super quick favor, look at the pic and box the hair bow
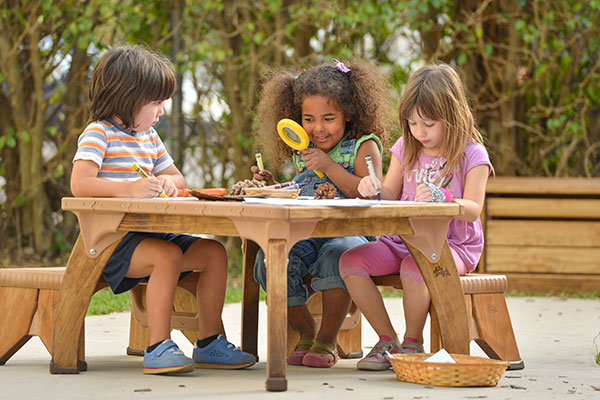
[332,59,351,73]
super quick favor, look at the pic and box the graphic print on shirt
[405,157,453,188]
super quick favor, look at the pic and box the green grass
[87,283,597,316]
[506,289,599,299]
[594,332,600,366]
[87,289,131,316]
[87,284,266,316]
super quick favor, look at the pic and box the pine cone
[229,179,265,195]
[314,182,336,199]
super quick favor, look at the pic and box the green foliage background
[0,0,598,269]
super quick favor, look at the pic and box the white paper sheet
[243,197,416,207]
[424,348,456,363]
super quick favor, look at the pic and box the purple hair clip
[332,59,351,73]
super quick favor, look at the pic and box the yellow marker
[255,153,266,184]
[132,163,167,198]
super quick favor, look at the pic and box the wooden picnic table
[58,197,468,391]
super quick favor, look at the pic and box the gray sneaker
[356,338,400,371]
[399,340,424,354]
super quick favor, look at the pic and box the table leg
[402,239,470,354]
[241,239,260,359]
[265,239,288,392]
[50,234,120,373]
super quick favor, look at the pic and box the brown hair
[255,59,396,167]
[88,45,175,131]
[398,63,487,178]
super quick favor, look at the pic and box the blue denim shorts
[103,232,197,294]
[253,236,370,307]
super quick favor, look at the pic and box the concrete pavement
[2,297,600,399]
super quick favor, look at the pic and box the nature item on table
[230,179,265,195]
[314,182,336,199]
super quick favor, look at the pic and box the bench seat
[0,267,204,370]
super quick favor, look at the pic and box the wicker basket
[387,353,508,387]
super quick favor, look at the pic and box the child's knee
[399,256,425,284]
[156,242,185,271]
[339,249,371,279]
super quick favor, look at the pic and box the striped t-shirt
[73,119,173,181]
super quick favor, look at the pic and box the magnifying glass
[276,118,324,178]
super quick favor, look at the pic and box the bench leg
[0,287,37,365]
[472,293,524,370]
[51,235,119,374]
[241,239,260,359]
[430,294,472,354]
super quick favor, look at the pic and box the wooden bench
[241,240,523,370]
[482,177,600,293]
[0,267,204,369]
[372,273,523,370]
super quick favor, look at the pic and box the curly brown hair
[255,59,396,167]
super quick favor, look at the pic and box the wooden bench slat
[486,220,600,247]
[486,177,600,196]
[486,198,600,219]
[486,245,600,274]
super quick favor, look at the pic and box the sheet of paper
[243,197,419,207]
[151,196,198,200]
[242,197,373,207]
[424,348,456,363]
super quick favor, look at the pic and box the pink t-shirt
[379,136,492,270]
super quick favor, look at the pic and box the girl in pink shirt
[339,63,493,371]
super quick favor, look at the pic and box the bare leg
[343,275,399,344]
[181,238,228,339]
[288,304,316,351]
[401,276,430,342]
[311,288,350,354]
[127,239,184,344]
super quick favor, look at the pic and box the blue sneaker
[193,334,257,369]
[143,339,194,374]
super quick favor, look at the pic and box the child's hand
[157,174,178,197]
[415,183,433,202]
[130,176,164,198]
[250,165,275,185]
[357,175,380,197]
[299,148,334,173]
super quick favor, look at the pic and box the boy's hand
[156,174,178,197]
[299,148,334,173]
[357,175,379,197]
[250,165,275,186]
[130,176,164,198]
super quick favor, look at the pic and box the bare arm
[71,160,175,198]
[453,164,489,222]
[155,164,186,197]
[358,154,404,200]
[320,139,382,198]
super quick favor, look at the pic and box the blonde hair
[398,63,486,179]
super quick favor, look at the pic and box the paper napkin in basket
[424,349,456,363]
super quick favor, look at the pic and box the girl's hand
[130,176,164,198]
[250,165,276,185]
[415,183,433,202]
[299,148,334,173]
[357,175,380,197]
[157,174,178,197]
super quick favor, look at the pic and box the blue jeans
[253,236,370,307]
